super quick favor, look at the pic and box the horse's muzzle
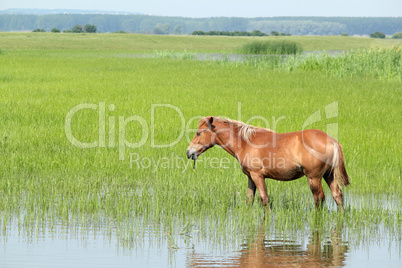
[186,146,199,160]
[186,149,198,160]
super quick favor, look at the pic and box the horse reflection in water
[187,224,348,267]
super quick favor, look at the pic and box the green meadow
[0,32,400,51]
[0,33,401,252]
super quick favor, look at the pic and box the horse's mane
[216,117,274,142]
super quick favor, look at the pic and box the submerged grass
[0,39,401,252]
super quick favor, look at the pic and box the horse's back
[241,129,338,180]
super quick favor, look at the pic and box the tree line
[192,30,291,36]
[33,24,97,33]
[0,14,401,36]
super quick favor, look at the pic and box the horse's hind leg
[246,175,257,205]
[307,176,325,208]
[324,173,344,210]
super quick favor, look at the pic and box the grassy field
[0,32,400,52]
[0,33,401,249]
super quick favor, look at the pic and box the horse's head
[186,116,216,160]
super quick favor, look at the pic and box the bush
[32,29,45,32]
[84,24,97,33]
[239,40,303,55]
[341,33,349,36]
[114,30,128,34]
[51,28,61,33]
[72,25,84,33]
[370,32,386,39]
[392,32,402,39]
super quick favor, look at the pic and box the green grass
[0,32,400,52]
[0,34,401,250]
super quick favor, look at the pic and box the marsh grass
[220,46,402,81]
[238,40,303,55]
[0,45,401,252]
[294,46,402,80]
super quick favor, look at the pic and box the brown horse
[186,116,350,212]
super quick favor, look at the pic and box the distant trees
[191,30,291,37]
[32,28,45,32]
[173,24,183,35]
[51,28,60,33]
[270,31,291,36]
[153,23,170,34]
[0,14,401,36]
[63,24,96,33]
[71,25,84,33]
[370,31,386,38]
[392,32,402,39]
[192,30,269,36]
[251,30,267,36]
[84,24,97,33]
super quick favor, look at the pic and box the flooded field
[0,36,401,267]
[1,205,401,267]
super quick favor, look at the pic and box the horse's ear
[207,116,215,130]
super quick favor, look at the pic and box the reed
[225,46,402,81]
[238,40,303,55]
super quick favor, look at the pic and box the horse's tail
[330,141,350,188]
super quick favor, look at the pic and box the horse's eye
[196,132,201,136]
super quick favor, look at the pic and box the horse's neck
[214,124,242,158]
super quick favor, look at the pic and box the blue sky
[1,0,401,17]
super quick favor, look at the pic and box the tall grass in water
[234,46,402,81]
[239,40,303,55]
[298,46,402,80]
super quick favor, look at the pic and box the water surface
[1,212,400,267]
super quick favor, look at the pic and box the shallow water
[193,50,345,62]
[112,50,346,62]
[1,213,400,268]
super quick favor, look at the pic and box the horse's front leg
[246,175,256,206]
[250,172,271,214]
